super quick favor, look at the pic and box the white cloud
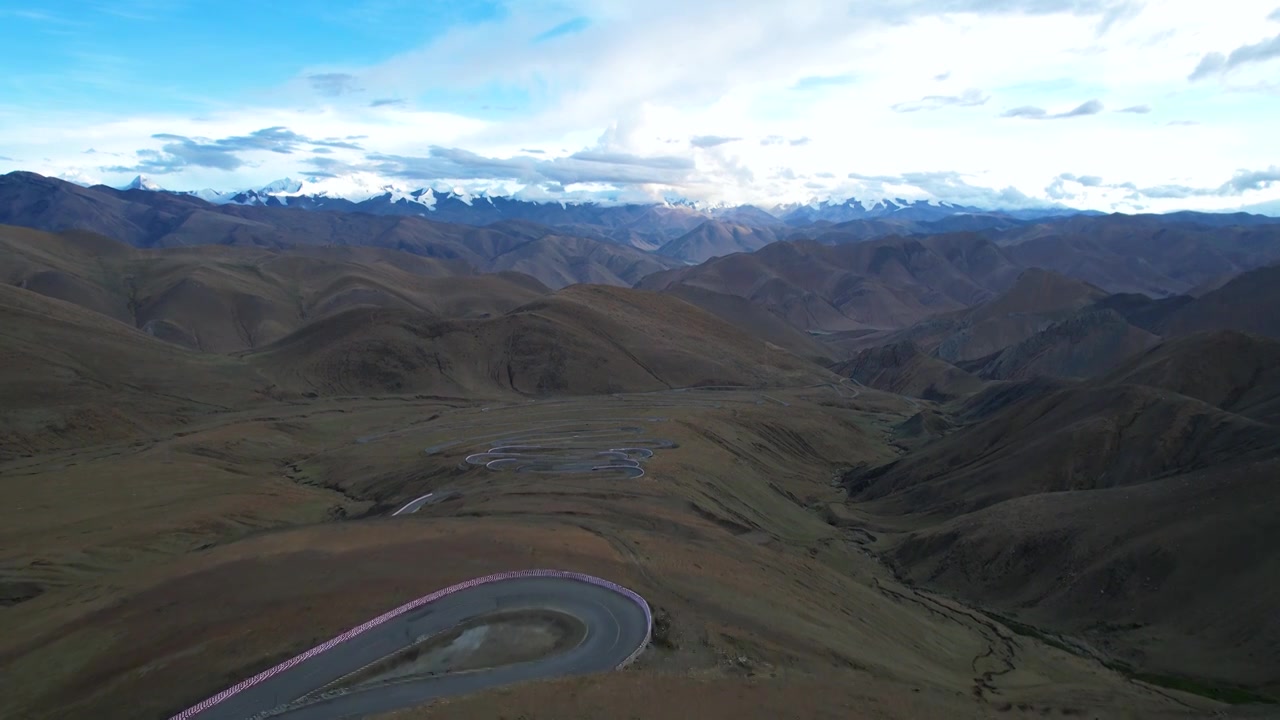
[891,89,989,113]
[1001,100,1106,119]
[689,135,742,148]
[1189,33,1280,80]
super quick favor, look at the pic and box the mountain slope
[0,224,548,353]
[639,234,1023,332]
[842,343,1280,691]
[486,233,678,287]
[850,268,1110,365]
[657,221,782,263]
[891,456,1280,691]
[847,383,1278,514]
[973,308,1160,381]
[831,341,982,400]
[1090,292,1193,334]
[660,284,833,361]
[250,285,832,396]
[1104,331,1280,424]
[0,283,263,457]
[1000,214,1280,296]
[932,269,1109,363]
[1156,264,1280,340]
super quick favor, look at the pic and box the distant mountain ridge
[5,170,1280,311]
[639,233,1026,332]
[99,171,1105,240]
[0,170,1251,265]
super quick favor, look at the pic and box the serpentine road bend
[170,573,651,720]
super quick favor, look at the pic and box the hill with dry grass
[639,234,1023,332]
[1,277,835,459]
[867,268,1110,363]
[251,285,832,396]
[842,335,1280,694]
[0,283,267,458]
[1104,331,1280,424]
[831,341,982,401]
[971,308,1161,381]
[835,270,1166,388]
[999,214,1280,296]
[658,284,833,361]
[485,232,674,287]
[1156,264,1280,340]
[0,224,550,353]
[656,220,783,263]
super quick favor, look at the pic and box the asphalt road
[186,576,649,720]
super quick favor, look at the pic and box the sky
[1,0,1279,213]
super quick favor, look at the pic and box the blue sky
[1,0,1278,213]
[0,1,507,111]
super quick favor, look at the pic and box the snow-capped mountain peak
[257,177,304,194]
[188,188,233,203]
[121,175,164,192]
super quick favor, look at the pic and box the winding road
[171,572,650,720]
[462,426,675,480]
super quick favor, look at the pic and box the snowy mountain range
[115,174,1085,229]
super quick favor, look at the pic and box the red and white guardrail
[168,569,651,720]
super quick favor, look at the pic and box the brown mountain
[932,269,1109,363]
[0,225,549,353]
[831,341,982,401]
[872,264,1280,386]
[846,382,1278,514]
[0,172,680,290]
[850,268,1110,365]
[639,234,1023,332]
[657,220,783,263]
[485,232,675,287]
[548,203,710,251]
[249,284,832,396]
[1000,214,1280,296]
[0,283,265,457]
[1,274,830,455]
[1089,292,1193,334]
[972,308,1160,381]
[1104,330,1280,424]
[842,341,1280,692]
[1156,264,1280,339]
[660,284,833,361]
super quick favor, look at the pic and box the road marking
[392,493,435,516]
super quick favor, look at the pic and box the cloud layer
[891,89,990,113]
[105,127,364,174]
[1001,100,1105,119]
[1190,32,1280,80]
[1,0,1277,214]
